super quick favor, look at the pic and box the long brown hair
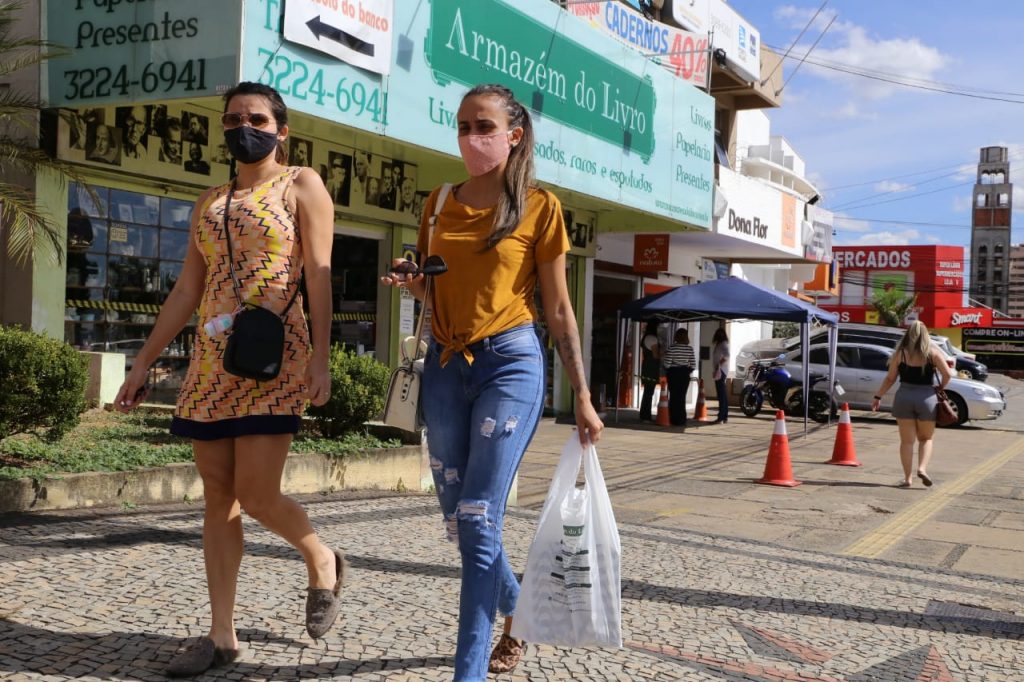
[222,81,289,164]
[890,320,932,367]
[462,84,535,249]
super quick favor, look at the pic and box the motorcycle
[740,356,792,417]
[740,355,843,423]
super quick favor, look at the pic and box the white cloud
[952,195,973,213]
[820,102,878,120]
[833,214,871,233]
[836,229,922,246]
[874,180,914,194]
[778,10,951,100]
[925,235,942,244]
[953,162,977,182]
[806,169,828,190]
[773,5,839,32]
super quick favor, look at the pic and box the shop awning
[619,276,839,325]
[616,277,838,434]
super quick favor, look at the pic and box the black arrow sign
[306,15,375,57]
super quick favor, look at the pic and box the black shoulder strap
[222,179,302,316]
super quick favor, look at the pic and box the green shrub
[0,325,89,442]
[307,345,390,438]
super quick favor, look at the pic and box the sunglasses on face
[221,112,273,128]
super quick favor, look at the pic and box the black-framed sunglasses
[221,112,272,128]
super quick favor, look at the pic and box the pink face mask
[458,131,514,177]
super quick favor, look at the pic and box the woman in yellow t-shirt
[381,83,603,679]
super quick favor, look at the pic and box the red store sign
[634,234,669,273]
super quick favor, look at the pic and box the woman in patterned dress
[115,82,341,676]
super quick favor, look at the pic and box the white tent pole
[828,323,838,427]
[614,311,622,424]
[802,320,810,437]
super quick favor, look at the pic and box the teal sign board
[241,0,388,134]
[43,0,242,107]
[253,0,714,227]
[424,0,657,159]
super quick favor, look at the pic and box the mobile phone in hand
[389,260,419,278]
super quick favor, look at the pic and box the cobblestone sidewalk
[1,494,1022,680]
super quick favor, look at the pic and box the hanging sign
[567,2,708,88]
[634,234,669,272]
[283,0,394,75]
[43,0,240,107]
[242,0,714,228]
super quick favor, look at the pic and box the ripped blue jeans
[421,323,545,681]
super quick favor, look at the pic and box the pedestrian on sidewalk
[380,83,604,681]
[114,82,343,677]
[711,328,730,423]
[871,320,953,488]
[639,321,662,421]
[663,328,695,428]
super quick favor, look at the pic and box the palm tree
[0,0,89,266]
[870,287,918,327]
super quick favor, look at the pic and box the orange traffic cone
[756,410,801,487]
[694,379,708,421]
[655,379,671,427]
[825,403,861,466]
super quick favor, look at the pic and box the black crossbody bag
[220,181,301,381]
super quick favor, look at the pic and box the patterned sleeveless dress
[170,167,310,440]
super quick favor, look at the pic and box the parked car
[931,335,988,381]
[736,323,957,375]
[782,342,1005,427]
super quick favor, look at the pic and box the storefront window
[65,183,193,403]
[330,234,379,356]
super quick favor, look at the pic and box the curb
[0,445,429,513]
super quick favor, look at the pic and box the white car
[737,323,957,375]
[784,342,1005,427]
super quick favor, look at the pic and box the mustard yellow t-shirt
[417,185,570,366]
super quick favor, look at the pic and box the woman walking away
[114,82,342,677]
[380,83,604,681]
[662,328,695,428]
[872,320,953,488]
[638,322,662,421]
[711,328,730,423]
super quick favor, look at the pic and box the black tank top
[898,352,935,385]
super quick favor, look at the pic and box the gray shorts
[892,384,938,421]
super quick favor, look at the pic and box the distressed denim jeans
[421,323,545,681]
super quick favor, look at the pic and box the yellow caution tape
[66,299,162,313]
[67,300,376,322]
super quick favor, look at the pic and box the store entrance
[330,234,381,356]
[592,274,637,410]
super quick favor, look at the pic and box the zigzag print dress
[170,167,310,440]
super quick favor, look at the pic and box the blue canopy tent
[617,277,840,434]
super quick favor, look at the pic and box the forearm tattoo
[554,328,587,395]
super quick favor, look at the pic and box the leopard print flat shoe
[305,548,348,639]
[165,636,239,677]
[488,633,526,674]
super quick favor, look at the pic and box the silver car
[784,342,1005,427]
[737,323,957,375]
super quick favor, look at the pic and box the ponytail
[461,84,536,249]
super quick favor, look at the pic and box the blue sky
[727,1,1024,250]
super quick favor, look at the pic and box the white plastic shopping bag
[511,435,622,647]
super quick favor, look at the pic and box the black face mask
[224,126,279,164]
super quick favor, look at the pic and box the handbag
[220,181,301,381]
[930,355,958,427]
[934,387,958,426]
[511,435,622,648]
[382,183,453,432]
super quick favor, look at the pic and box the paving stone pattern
[1,494,1022,680]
